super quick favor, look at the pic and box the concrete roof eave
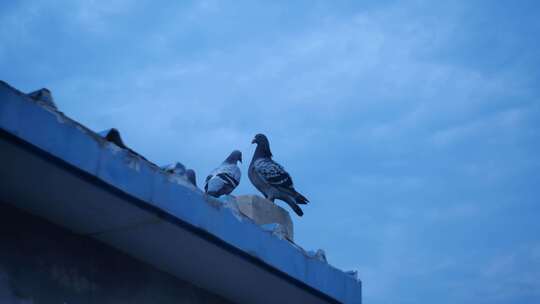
[0,81,362,304]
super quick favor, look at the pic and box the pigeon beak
[251,138,256,144]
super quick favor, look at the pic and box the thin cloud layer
[1,1,539,303]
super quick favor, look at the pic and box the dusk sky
[1,1,539,303]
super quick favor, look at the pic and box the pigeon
[162,162,198,188]
[98,128,128,149]
[204,150,242,197]
[249,134,308,216]
[186,169,197,187]
[162,162,186,175]
[28,88,57,109]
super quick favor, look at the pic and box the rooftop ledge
[0,81,362,304]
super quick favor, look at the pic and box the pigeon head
[225,150,242,164]
[252,133,272,158]
[251,133,269,145]
[163,162,186,175]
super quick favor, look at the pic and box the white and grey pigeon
[204,150,242,197]
[249,134,309,217]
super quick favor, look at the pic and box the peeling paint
[219,195,246,222]
[126,155,141,172]
[106,141,123,155]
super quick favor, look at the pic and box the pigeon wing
[254,159,309,205]
[216,172,239,188]
[205,164,240,196]
[254,159,293,189]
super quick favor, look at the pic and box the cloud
[429,105,533,147]
[477,244,540,302]
[1,1,540,303]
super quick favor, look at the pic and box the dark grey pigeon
[186,169,197,187]
[249,134,309,217]
[204,150,242,197]
[98,128,128,149]
[28,88,57,109]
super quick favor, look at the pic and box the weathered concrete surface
[0,80,362,304]
[235,195,294,241]
[0,203,232,304]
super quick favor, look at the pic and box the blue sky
[1,1,539,303]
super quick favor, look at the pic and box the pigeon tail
[282,196,304,217]
[278,187,309,205]
[207,190,220,197]
[294,191,309,205]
